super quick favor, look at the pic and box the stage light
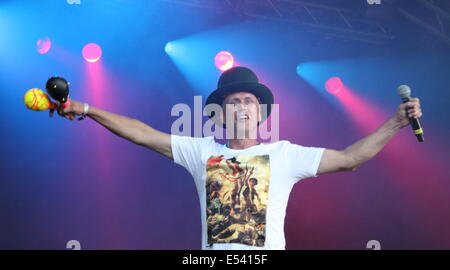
[82,43,102,63]
[215,51,234,71]
[296,64,303,76]
[325,77,343,94]
[164,42,173,54]
[36,37,51,54]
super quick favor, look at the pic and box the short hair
[249,178,258,185]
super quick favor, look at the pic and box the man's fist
[395,97,422,128]
[50,99,84,120]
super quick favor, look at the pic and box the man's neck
[227,139,260,150]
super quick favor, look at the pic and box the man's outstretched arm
[317,97,422,175]
[52,99,173,160]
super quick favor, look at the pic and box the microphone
[397,85,424,142]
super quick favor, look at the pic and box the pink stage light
[325,77,343,95]
[82,43,102,63]
[36,37,52,54]
[335,86,386,133]
[335,85,450,243]
[215,51,234,71]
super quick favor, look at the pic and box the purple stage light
[36,37,52,54]
[325,76,343,95]
[215,51,234,71]
[82,43,102,63]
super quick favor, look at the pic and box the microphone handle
[401,97,424,142]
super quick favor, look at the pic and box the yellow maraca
[24,88,57,111]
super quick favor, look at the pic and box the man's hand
[317,97,424,175]
[49,99,84,120]
[394,97,422,128]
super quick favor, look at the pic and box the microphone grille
[397,85,411,98]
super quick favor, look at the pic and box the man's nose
[236,104,248,112]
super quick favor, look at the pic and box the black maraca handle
[46,76,70,103]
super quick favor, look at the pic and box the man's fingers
[402,102,420,112]
[401,103,412,111]
[409,98,420,107]
[402,104,423,118]
[404,97,420,105]
[402,102,412,108]
[407,104,420,112]
[49,102,76,120]
[398,97,423,119]
[407,107,421,113]
[407,108,423,118]
[62,106,72,114]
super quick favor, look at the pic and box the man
[53,66,422,250]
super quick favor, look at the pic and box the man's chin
[227,125,258,139]
[234,124,257,130]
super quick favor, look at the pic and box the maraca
[25,76,80,120]
[24,88,57,111]
[46,76,71,108]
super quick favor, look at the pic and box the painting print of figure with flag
[206,155,270,247]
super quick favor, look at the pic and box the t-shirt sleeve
[287,142,325,182]
[171,134,211,178]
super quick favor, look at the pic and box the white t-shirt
[171,135,325,250]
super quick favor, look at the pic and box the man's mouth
[237,115,249,120]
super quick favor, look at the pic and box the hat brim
[205,82,274,128]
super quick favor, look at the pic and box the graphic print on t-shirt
[206,155,270,247]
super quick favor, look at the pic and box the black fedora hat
[205,66,274,127]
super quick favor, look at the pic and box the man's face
[222,91,262,137]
